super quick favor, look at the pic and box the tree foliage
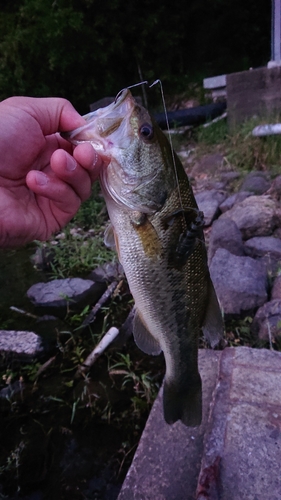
[0,0,271,112]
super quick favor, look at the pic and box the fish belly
[108,202,204,426]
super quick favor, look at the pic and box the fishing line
[115,80,185,218]
[115,81,149,102]
[148,80,185,216]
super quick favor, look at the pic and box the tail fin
[163,377,202,427]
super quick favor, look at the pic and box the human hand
[0,96,103,248]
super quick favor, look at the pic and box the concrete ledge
[118,347,281,500]
[118,349,221,500]
[198,347,281,500]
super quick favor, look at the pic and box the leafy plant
[109,353,159,410]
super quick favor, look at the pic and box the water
[0,245,162,499]
[0,245,46,331]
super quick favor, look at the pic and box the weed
[38,229,114,279]
[0,441,25,480]
[225,316,253,347]
[72,183,106,229]
[194,114,281,175]
[34,184,115,278]
[197,118,228,145]
[109,353,159,411]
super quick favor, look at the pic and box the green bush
[0,0,271,112]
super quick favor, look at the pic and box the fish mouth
[61,89,136,156]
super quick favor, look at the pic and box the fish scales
[63,88,223,427]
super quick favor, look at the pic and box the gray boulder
[251,300,281,341]
[208,217,244,263]
[209,248,268,315]
[220,195,280,239]
[244,236,281,259]
[0,330,43,358]
[195,189,226,226]
[271,274,281,300]
[265,175,281,201]
[87,261,124,283]
[239,171,271,194]
[27,278,105,312]
[219,191,252,213]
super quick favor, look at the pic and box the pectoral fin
[133,310,162,355]
[104,223,116,250]
[202,279,224,348]
[104,223,122,263]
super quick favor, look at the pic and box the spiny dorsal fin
[202,279,224,348]
[133,310,162,355]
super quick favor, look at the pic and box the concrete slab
[227,66,281,130]
[118,350,222,500]
[197,347,281,500]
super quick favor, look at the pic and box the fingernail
[35,171,48,185]
[66,156,77,171]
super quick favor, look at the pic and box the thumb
[4,96,86,136]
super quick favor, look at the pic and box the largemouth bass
[63,89,223,427]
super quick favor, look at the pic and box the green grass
[35,183,115,278]
[39,229,114,279]
[194,115,281,175]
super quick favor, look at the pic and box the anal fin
[202,279,224,348]
[133,310,162,356]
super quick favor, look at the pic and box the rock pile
[1,156,281,356]
[190,155,281,344]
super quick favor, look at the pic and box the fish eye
[139,123,154,141]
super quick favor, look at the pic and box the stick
[10,306,38,319]
[77,326,119,375]
[79,280,119,329]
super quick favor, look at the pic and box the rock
[195,189,226,226]
[209,248,268,315]
[271,274,281,299]
[219,191,252,213]
[273,226,281,238]
[118,350,222,500]
[30,246,55,271]
[0,330,43,358]
[239,171,271,194]
[260,254,281,282]
[0,380,25,399]
[190,153,224,177]
[27,278,106,313]
[244,236,281,259]
[219,171,241,183]
[266,175,281,200]
[208,217,244,263]
[87,261,124,283]
[219,195,280,239]
[251,300,281,341]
